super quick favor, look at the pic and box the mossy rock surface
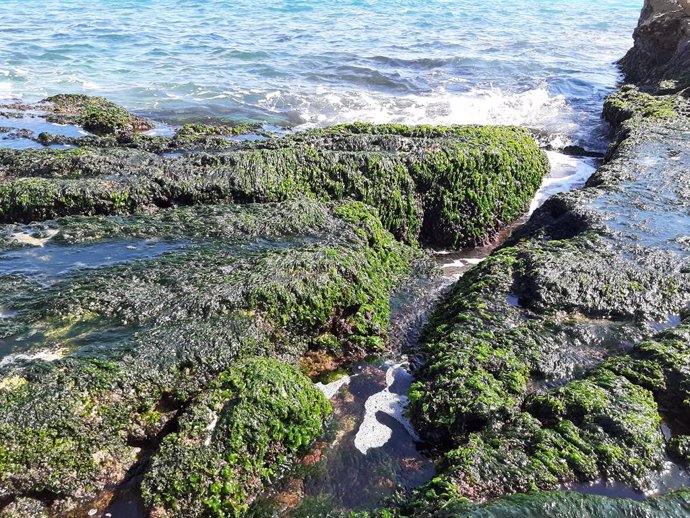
[42,94,154,135]
[0,115,548,249]
[602,84,681,127]
[353,488,690,518]
[142,357,331,518]
[404,87,690,506]
[0,199,417,515]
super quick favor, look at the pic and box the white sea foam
[441,257,486,270]
[0,348,68,367]
[529,152,598,214]
[354,363,418,455]
[261,86,577,148]
[0,81,13,100]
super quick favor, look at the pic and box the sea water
[0,0,641,150]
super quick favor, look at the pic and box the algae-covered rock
[411,340,667,501]
[42,94,154,135]
[603,84,681,127]
[175,122,263,140]
[400,488,690,518]
[0,199,417,514]
[669,436,690,464]
[406,84,690,502]
[0,120,548,248]
[142,357,331,517]
[0,498,49,518]
[348,489,690,518]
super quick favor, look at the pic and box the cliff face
[620,0,690,91]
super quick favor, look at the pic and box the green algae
[42,94,154,135]
[175,122,262,140]
[400,80,690,513]
[603,85,680,128]
[0,198,338,250]
[0,122,548,249]
[142,357,331,518]
[352,489,690,518]
[0,200,417,514]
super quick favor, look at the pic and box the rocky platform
[0,96,548,517]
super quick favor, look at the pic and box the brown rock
[620,0,690,91]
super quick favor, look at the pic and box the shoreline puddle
[0,239,188,282]
[354,362,418,455]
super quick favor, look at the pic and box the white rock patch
[315,375,351,399]
[354,364,419,455]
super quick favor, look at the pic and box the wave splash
[259,85,585,148]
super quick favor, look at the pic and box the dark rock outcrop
[620,0,690,92]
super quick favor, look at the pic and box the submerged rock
[355,489,690,518]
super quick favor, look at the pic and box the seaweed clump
[43,94,154,135]
[142,357,331,518]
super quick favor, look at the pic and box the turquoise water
[1,0,641,149]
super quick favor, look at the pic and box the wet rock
[406,62,690,507]
[620,0,690,92]
[36,122,263,154]
[560,145,605,158]
[141,357,330,518]
[669,436,690,463]
[398,489,690,518]
[0,498,49,518]
[602,85,682,128]
[42,94,154,135]
[0,119,548,249]
[0,200,417,515]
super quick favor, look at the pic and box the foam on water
[9,228,59,247]
[271,86,578,147]
[0,348,68,367]
[529,152,599,214]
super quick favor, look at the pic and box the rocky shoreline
[1,1,689,517]
[0,94,547,516]
[356,1,690,516]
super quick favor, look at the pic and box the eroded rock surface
[620,0,690,92]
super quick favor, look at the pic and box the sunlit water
[0,0,641,150]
